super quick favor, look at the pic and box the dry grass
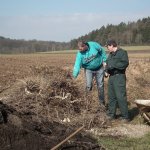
[0,52,150,149]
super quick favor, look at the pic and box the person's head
[105,40,117,52]
[78,41,89,52]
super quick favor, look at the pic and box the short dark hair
[105,40,117,47]
[78,41,89,47]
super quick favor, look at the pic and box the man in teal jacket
[105,40,129,122]
[73,41,107,105]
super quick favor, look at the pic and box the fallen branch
[51,125,84,150]
[70,99,83,103]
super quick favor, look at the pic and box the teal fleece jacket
[73,41,107,78]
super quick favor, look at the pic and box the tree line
[0,17,149,54]
[70,17,150,49]
[0,38,71,54]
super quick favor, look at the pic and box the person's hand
[103,62,107,68]
[104,72,108,78]
[72,75,77,79]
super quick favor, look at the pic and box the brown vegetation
[0,54,150,149]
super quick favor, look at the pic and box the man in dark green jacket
[105,40,129,122]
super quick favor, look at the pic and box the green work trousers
[108,74,129,119]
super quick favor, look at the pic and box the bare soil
[0,53,150,149]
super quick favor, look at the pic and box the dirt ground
[0,53,150,149]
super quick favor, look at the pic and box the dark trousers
[108,74,129,119]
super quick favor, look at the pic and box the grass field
[38,46,150,59]
[120,45,150,51]
[38,45,150,54]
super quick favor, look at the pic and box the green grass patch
[98,132,150,150]
[39,46,150,54]
[104,45,150,51]
[120,46,150,51]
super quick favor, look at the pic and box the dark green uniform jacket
[106,48,129,119]
[106,48,129,74]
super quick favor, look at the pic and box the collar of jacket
[110,48,120,56]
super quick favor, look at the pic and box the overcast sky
[0,0,149,42]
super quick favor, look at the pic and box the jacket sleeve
[93,42,107,63]
[73,52,82,78]
[101,47,107,62]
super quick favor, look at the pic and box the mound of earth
[0,66,107,150]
